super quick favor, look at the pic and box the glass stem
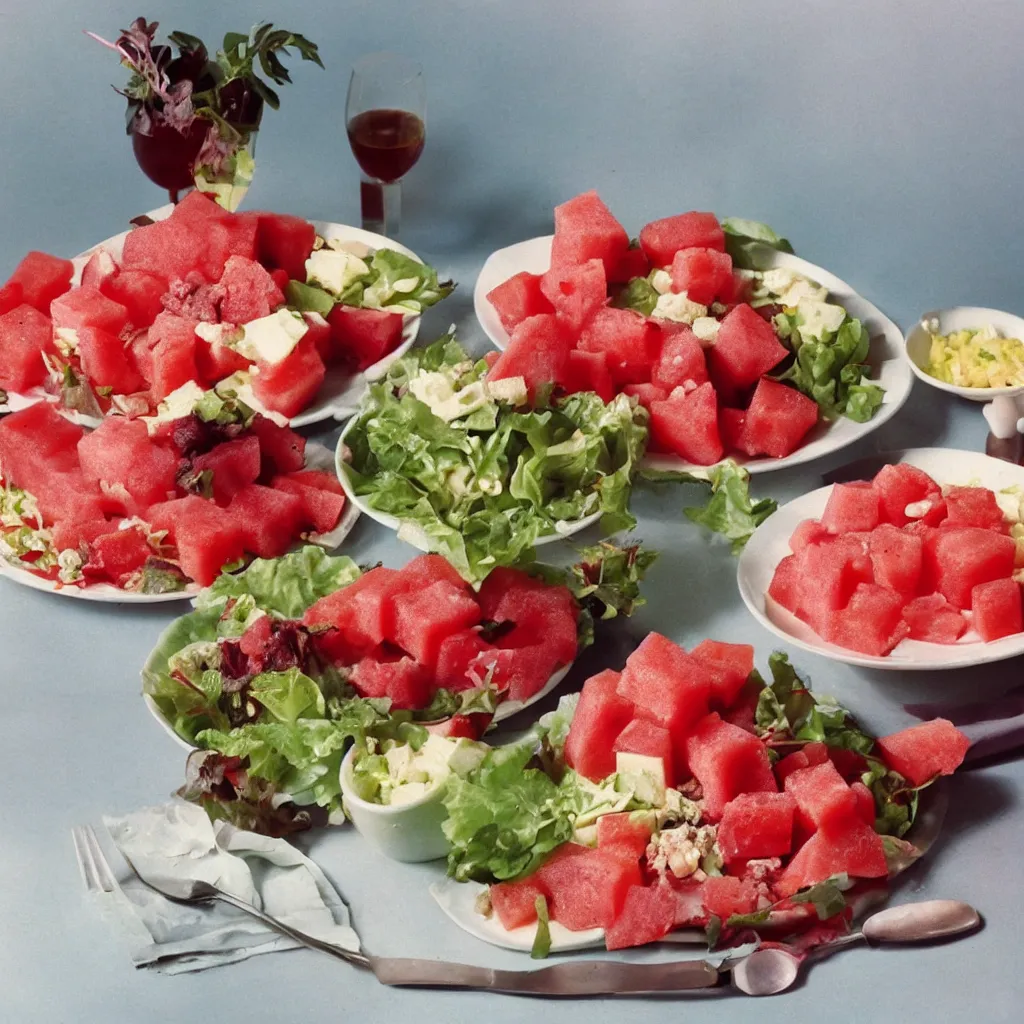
[360,176,401,237]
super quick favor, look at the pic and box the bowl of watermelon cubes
[474,191,911,474]
[432,635,966,955]
[0,399,351,600]
[739,448,1024,668]
[0,191,452,429]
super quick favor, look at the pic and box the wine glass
[345,53,426,238]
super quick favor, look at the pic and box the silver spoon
[731,899,981,996]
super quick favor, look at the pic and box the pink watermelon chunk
[122,218,208,282]
[578,307,659,386]
[623,382,668,411]
[596,812,655,863]
[876,718,971,785]
[51,517,113,553]
[651,325,709,392]
[774,742,829,784]
[564,349,615,402]
[670,248,733,305]
[0,281,22,315]
[83,527,151,584]
[487,272,554,333]
[639,212,725,267]
[487,313,574,397]
[717,791,796,864]
[790,519,829,553]
[31,470,109,526]
[564,670,634,782]
[397,553,469,591]
[927,526,1016,609]
[470,643,560,702]
[613,719,676,789]
[326,305,405,371]
[270,474,345,534]
[718,407,755,457]
[825,582,908,656]
[902,594,967,644]
[350,649,432,709]
[708,305,788,396]
[434,629,494,691]
[77,417,178,512]
[701,875,759,920]
[549,191,630,277]
[0,304,55,392]
[690,639,754,708]
[649,382,723,466]
[743,377,819,458]
[536,844,639,931]
[489,878,548,931]
[5,251,73,313]
[476,566,544,619]
[250,414,306,475]
[609,247,651,284]
[768,554,803,617]
[0,403,84,490]
[784,761,858,832]
[252,335,326,418]
[300,312,333,364]
[872,464,943,527]
[148,312,200,400]
[77,326,146,395]
[943,485,1006,531]
[253,212,317,281]
[868,523,924,596]
[604,884,676,950]
[971,577,1023,641]
[539,258,607,332]
[851,781,876,826]
[776,817,887,897]
[390,580,482,667]
[821,483,882,534]
[100,269,167,329]
[50,286,128,336]
[218,256,285,324]
[227,483,305,558]
[303,567,402,656]
[192,436,262,504]
[488,583,578,665]
[148,495,246,585]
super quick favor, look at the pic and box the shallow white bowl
[474,235,913,476]
[737,447,1024,670]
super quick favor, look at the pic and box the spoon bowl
[731,947,802,997]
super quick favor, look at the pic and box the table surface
[1,1,1022,1021]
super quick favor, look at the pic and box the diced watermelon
[564,349,614,402]
[77,326,146,395]
[398,553,470,591]
[192,436,262,504]
[902,594,967,644]
[707,304,787,395]
[475,566,545,619]
[238,615,273,658]
[670,248,733,305]
[701,875,759,920]
[578,307,659,385]
[540,258,607,332]
[487,272,554,333]
[195,332,250,383]
[613,719,676,789]
[564,669,634,782]
[776,817,887,897]
[821,483,882,534]
[685,713,778,821]
[170,189,232,229]
[743,377,819,458]
[350,648,432,709]
[77,417,178,512]
[326,305,405,371]
[50,517,112,552]
[0,403,84,491]
[5,251,73,313]
[794,535,873,627]
[281,468,344,494]
[718,407,755,456]
[876,718,970,786]
[851,781,876,826]
[302,567,402,654]
[50,286,128,336]
[651,325,708,392]
[868,523,923,596]
[471,641,559,701]
[549,191,630,277]
[148,495,246,585]
[596,812,655,863]
[609,246,651,284]
[872,464,943,527]
[300,312,333,364]
[943,485,1005,531]
[79,248,117,289]
[489,878,548,931]
[100,269,167,329]
[623,383,668,410]
[639,212,725,267]
[31,470,108,525]
[768,554,802,615]
[218,256,285,324]
[971,577,1023,641]
[604,884,677,950]
[790,519,829,553]
[121,218,209,282]
[434,629,494,691]
[825,582,908,656]
[536,844,639,931]
[649,382,723,466]
[717,791,796,864]
[390,580,482,667]
[227,483,305,558]
[487,313,574,397]
[250,414,306,475]
[927,526,1016,609]
[0,281,22,315]
[271,475,345,533]
[252,335,326,418]
[254,212,317,281]
[0,304,55,392]
[148,312,200,400]
[83,527,151,584]
[784,761,858,831]
[690,640,754,708]
[487,584,578,665]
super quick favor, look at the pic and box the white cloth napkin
[82,800,360,974]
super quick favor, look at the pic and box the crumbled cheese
[691,317,721,344]
[236,310,309,366]
[305,247,370,295]
[652,292,708,324]
[650,269,674,295]
[646,824,718,881]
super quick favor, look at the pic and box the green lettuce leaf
[612,276,658,316]
[531,896,552,959]
[671,461,777,552]
[361,249,455,313]
[285,280,335,316]
[249,668,326,723]
[721,217,794,269]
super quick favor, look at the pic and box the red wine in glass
[347,108,425,183]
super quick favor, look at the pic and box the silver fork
[72,824,118,895]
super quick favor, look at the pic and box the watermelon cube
[825,582,908,656]
[0,281,22,315]
[701,875,759,920]
[149,495,246,585]
[0,403,83,490]
[252,335,326,418]
[350,649,432,709]
[195,334,252,385]
[623,382,668,411]
[254,211,317,281]
[971,577,1023,641]
[192,436,262,504]
[227,483,305,558]
[651,325,709,392]
[281,468,343,495]
[549,190,630,277]
[613,719,676,789]
[821,483,882,534]
[170,189,231,228]
[271,474,345,534]
[326,305,405,371]
[609,246,651,284]
[564,669,634,781]
[51,286,128,336]
[148,312,200,400]
[5,251,73,313]
[77,417,178,512]
[487,313,574,397]
[486,272,554,333]
[300,312,333,364]
[0,304,55,392]
[718,407,755,456]
[31,470,108,526]
[639,212,725,267]
[649,382,723,466]
[303,567,402,654]
[50,517,112,553]
[768,554,802,616]
[670,248,733,305]
[742,377,819,458]
[604,884,677,950]
[872,464,943,527]
[100,269,167,329]
[434,629,494,691]
[784,761,858,832]
[122,218,208,282]
[540,258,607,332]
[851,781,876,826]
[219,256,285,325]
[868,523,923,596]
[685,713,778,821]
[776,817,888,898]
[793,536,872,625]
[944,485,1006,531]
[578,307,659,385]
[250,414,306,475]
[398,553,470,591]
[690,639,754,708]
[596,811,655,863]
[83,527,151,584]
[790,519,829,553]
[902,594,967,644]
[489,583,579,664]
[489,878,548,931]
[238,615,273,659]
[390,580,482,667]
[564,349,615,402]
[717,792,796,864]
[536,844,639,931]
[476,566,544,619]
[77,326,146,395]
[708,305,787,396]
[876,718,970,786]
[472,643,560,701]
[928,526,1016,609]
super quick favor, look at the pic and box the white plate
[334,415,604,547]
[737,447,1024,670]
[473,235,913,475]
[0,441,359,603]
[0,204,421,428]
